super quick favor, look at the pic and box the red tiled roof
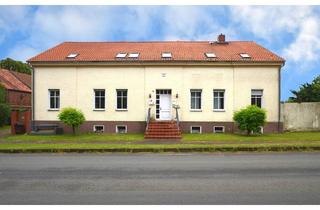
[0,69,31,93]
[27,41,285,64]
[10,71,31,88]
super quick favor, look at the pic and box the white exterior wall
[33,65,280,122]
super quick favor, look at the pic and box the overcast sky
[0,5,319,100]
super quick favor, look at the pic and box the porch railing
[174,106,180,128]
[146,107,151,131]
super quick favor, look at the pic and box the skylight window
[66,53,79,59]
[116,53,127,58]
[205,52,217,58]
[162,52,172,58]
[240,53,251,58]
[128,53,139,58]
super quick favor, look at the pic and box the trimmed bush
[233,105,267,135]
[58,107,85,135]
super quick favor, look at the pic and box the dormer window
[66,53,79,59]
[128,53,139,58]
[240,53,251,58]
[116,53,127,58]
[161,52,172,58]
[205,52,217,58]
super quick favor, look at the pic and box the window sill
[190,109,202,112]
[48,109,59,111]
[116,109,128,111]
[213,109,225,112]
[93,109,106,111]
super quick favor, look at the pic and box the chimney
[217,34,225,43]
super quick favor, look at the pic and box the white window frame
[240,53,251,58]
[128,53,139,58]
[251,89,263,108]
[116,125,127,134]
[66,53,79,58]
[190,89,202,111]
[205,52,217,58]
[93,89,106,111]
[48,89,60,110]
[213,126,225,133]
[161,52,172,58]
[116,89,128,111]
[213,89,225,111]
[116,53,127,58]
[93,125,104,133]
[190,126,202,134]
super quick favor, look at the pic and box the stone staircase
[144,121,182,140]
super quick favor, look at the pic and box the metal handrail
[175,107,180,128]
[146,107,151,131]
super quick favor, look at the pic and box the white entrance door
[159,94,171,120]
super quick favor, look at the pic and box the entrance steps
[144,121,182,140]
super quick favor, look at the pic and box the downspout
[31,66,35,131]
[278,64,283,133]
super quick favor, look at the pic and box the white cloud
[283,17,320,63]
[229,6,313,41]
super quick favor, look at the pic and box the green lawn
[1,132,320,152]
[0,125,10,131]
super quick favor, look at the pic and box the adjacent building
[28,34,285,134]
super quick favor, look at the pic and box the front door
[159,94,171,120]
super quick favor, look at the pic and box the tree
[0,85,10,126]
[288,75,320,102]
[233,105,267,135]
[58,107,85,135]
[0,58,32,75]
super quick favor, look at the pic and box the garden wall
[281,102,320,131]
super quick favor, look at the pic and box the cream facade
[33,64,281,133]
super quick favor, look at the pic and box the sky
[0,5,319,101]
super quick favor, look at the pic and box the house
[27,34,285,137]
[0,68,31,110]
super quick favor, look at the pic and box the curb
[1,146,320,153]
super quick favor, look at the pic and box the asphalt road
[0,153,320,204]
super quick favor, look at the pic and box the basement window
[161,52,172,58]
[116,125,127,134]
[128,53,139,58]
[93,125,104,133]
[66,53,79,59]
[205,52,217,58]
[116,53,127,58]
[213,126,225,133]
[190,126,202,134]
[240,53,251,58]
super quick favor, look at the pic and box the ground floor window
[190,126,202,134]
[213,90,225,110]
[116,125,127,133]
[116,89,128,110]
[93,125,104,133]
[190,89,202,110]
[251,89,263,108]
[48,89,60,109]
[213,126,225,133]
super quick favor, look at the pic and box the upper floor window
[116,89,128,110]
[190,89,202,110]
[49,89,60,109]
[251,89,263,108]
[213,89,225,110]
[94,89,105,110]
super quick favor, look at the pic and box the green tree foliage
[0,58,32,75]
[288,75,320,102]
[0,103,10,126]
[233,105,267,135]
[58,107,85,135]
[0,84,6,103]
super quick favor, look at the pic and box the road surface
[0,153,320,204]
